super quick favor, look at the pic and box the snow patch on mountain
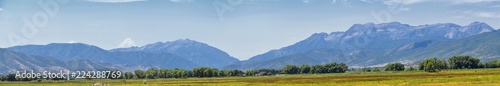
[117,38,137,48]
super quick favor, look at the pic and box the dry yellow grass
[1,68,500,86]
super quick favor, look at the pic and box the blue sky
[1,0,499,60]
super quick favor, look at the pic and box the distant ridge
[225,22,497,70]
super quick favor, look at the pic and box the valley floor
[1,68,500,86]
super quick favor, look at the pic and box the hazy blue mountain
[245,32,341,62]
[228,22,496,69]
[246,22,494,63]
[6,43,199,70]
[0,48,120,74]
[111,39,239,68]
[225,49,383,70]
[110,51,198,69]
[0,48,64,74]
[390,30,500,63]
[7,43,113,63]
[63,59,123,71]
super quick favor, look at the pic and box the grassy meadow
[1,68,500,86]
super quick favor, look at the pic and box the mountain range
[224,22,498,69]
[3,39,238,74]
[1,22,499,74]
[0,48,121,74]
[110,39,239,68]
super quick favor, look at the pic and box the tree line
[339,55,500,73]
[377,55,500,73]
[123,62,348,79]
[418,55,494,72]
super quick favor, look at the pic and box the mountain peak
[468,21,487,26]
[468,22,494,28]
[47,43,96,47]
[380,22,402,25]
[362,22,406,26]
[418,23,459,28]
[166,38,202,44]
[175,38,196,42]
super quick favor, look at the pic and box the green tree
[486,60,500,68]
[448,55,480,69]
[299,64,311,74]
[192,67,222,77]
[420,58,447,72]
[6,74,16,81]
[384,63,405,71]
[308,62,348,74]
[310,65,325,74]
[124,72,134,79]
[146,68,157,79]
[361,68,372,72]
[245,70,259,76]
[158,68,170,78]
[179,70,188,78]
[226,69,243,76]
[134,70,145,79]
[192,67,205,77]
[281,64,299,74]
[324,63,348,73]
[0,75,4,81]
[372,68,381,72]
[171,68,182,78]
[406,66,415,71]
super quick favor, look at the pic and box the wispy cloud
[331,0,352,7]
[450,0,499,4]
[86,0,146,3]
[303,0,310,3]
[170,0,193,3]
[0,8,3,11]
[463,11,500,18]
[383,0,429,5]
[381,0,498,5]
[68,40,78,43]
[473,12,500,18]
[360,0,376,3]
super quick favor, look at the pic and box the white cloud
[303,0,310,3]
[382,0,498,5]
[68,40,78,43]
[170,0,193,3]
[450,0,499,4]
[360,0,376,3]
[117,38,137,48]
[474,12,500,18]
[383,0,428,5]
[463,11,500,18]
[0,8,3,11]
[87,0,146,3]
[331,0,351,7]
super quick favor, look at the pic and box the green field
[2,68,500,86]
